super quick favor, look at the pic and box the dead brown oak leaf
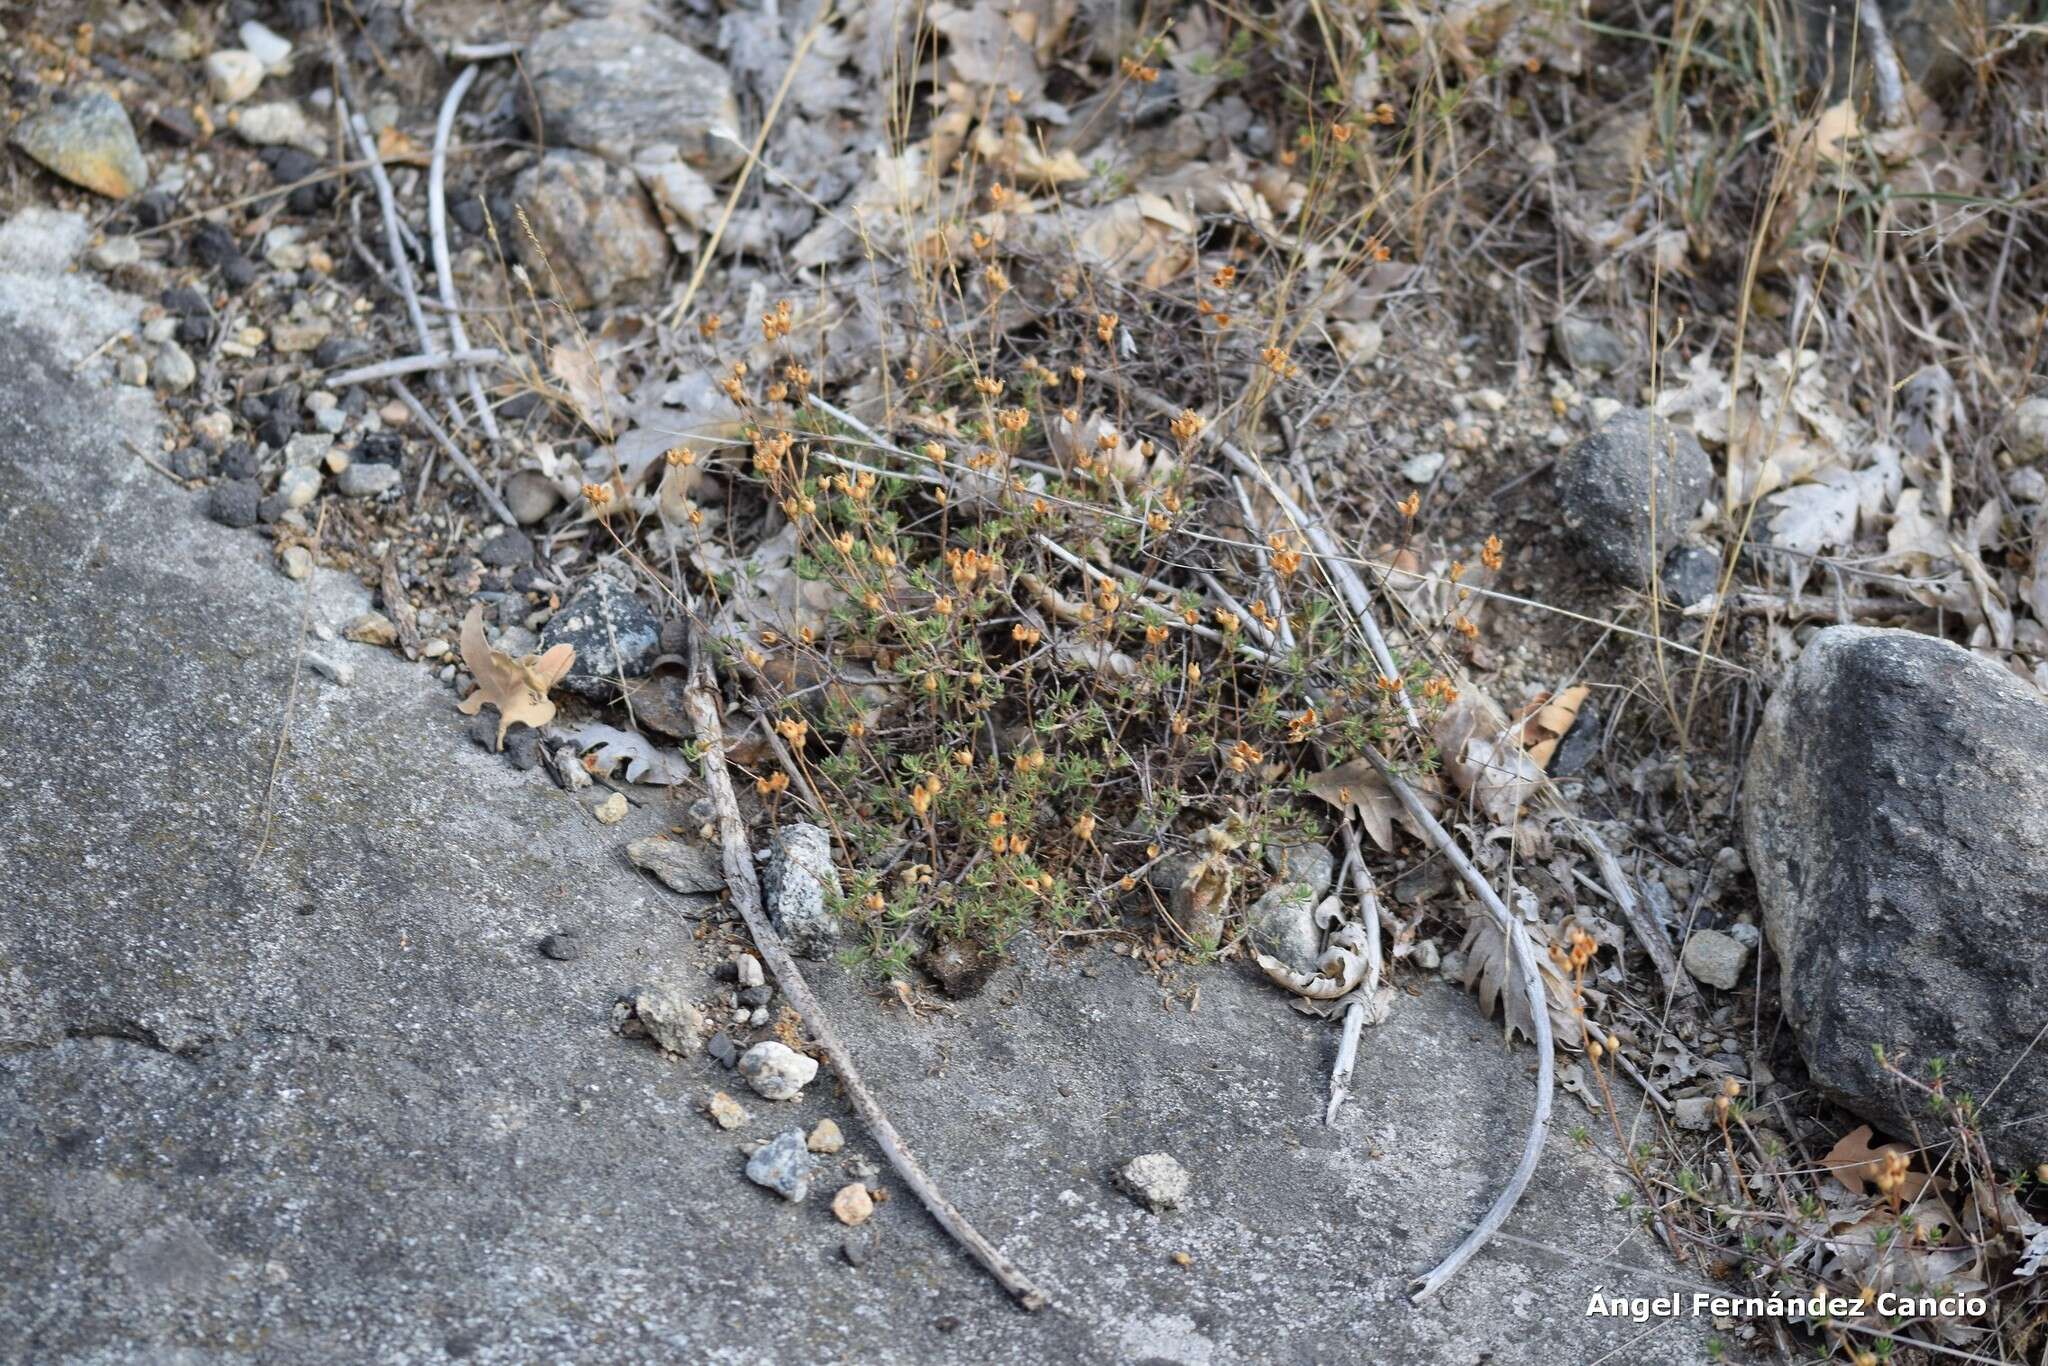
[1820,1124,1946,1201]
[1305,757,1408,852]
[455,605,576,750]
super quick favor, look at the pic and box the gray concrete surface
[0,212,1722,1364]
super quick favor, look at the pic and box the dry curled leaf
[1258,908,1367,999]
[1514,684,1590,770]
[455,605,575,749]
[558,720,694,786]
[1456,916,1585,1048]
[1436,694,1546,826]
[1305,757,1405,852]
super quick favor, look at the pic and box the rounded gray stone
[538,572,659,700]
[1553,408,1711,588]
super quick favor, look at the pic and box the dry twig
[327,347,504,388]
[389,377,518,526]
[428,65,501,441]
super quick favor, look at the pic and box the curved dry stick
[1356,743,1555,1302]
[681,644,1051,1311]
[343,103,463,433]
[429,65,500,441]
[389,377,518,527]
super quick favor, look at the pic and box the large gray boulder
[1553,408,1711,588]
[1745,627,2048,1168]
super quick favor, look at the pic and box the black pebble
[314,336,372,370]
[466,715,500,751]
[175,316,211,346]
[256,493,288,525]
[266,148,331,214]
[706,1032,738,1068]
[933,1317,962,1335]
[504,728,542,771]
[450,196,486,236]
[737,985,773,1009]
[478,529,532,569]
[207,480,260,528]
[133,190,175,228]
[537,933,581,962]
[162,286,210,317]
[498,392,541,421]
[258,411,297,449]
[192,221,254,287]
[150,106,201,146]
[168,446,208,479]
[219,443,261,480]
[359,431,404,465]
[1660,544,1722,609]
[710,961,739,983]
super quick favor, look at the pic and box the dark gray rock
[206,479,260,528]
[477,528,532,568]
[1545,701,1601,778]
[706,1030,739,1068]
[761,822,841,960]
[524,21,743,174]
[540,572,659,699]
[313,335,371,370]
[537,932,581,962]
[189,221,255,289]
[744,1129,818,1202]
[1554,409,1711,588]
[1660,543,1721,608]
[1553,315,1630,375]
[503,728,541,771]
[510,151,671,310]
[219,442,261,480]
[1745,626,2048,1167]
[10,91,147,199]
